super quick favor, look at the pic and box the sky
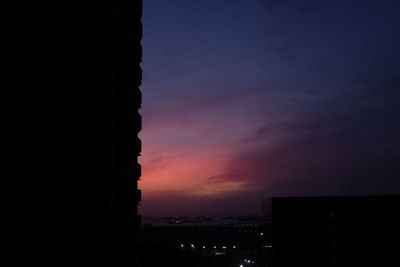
[139,0,400,216]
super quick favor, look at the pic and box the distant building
[261,198,272,217]
[272,195,400,267]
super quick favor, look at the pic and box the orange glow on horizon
[139,129,251,198]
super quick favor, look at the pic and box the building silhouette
[23,1,142,266]
[272,195,400,267]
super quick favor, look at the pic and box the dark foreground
[139,196,400,267]
[139,222,273,267]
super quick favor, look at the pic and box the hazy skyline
[139,0,400,216]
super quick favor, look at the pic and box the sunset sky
[139,0,400,216]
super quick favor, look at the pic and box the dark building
[272,195,400,267]
[23,1,142,266]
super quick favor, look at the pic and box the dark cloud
[215,85,400,197]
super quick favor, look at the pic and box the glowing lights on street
[242,259,255,264]
[179,240,266,256]
[180,242,261,266]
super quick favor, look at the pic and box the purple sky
[139,0,400,216]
